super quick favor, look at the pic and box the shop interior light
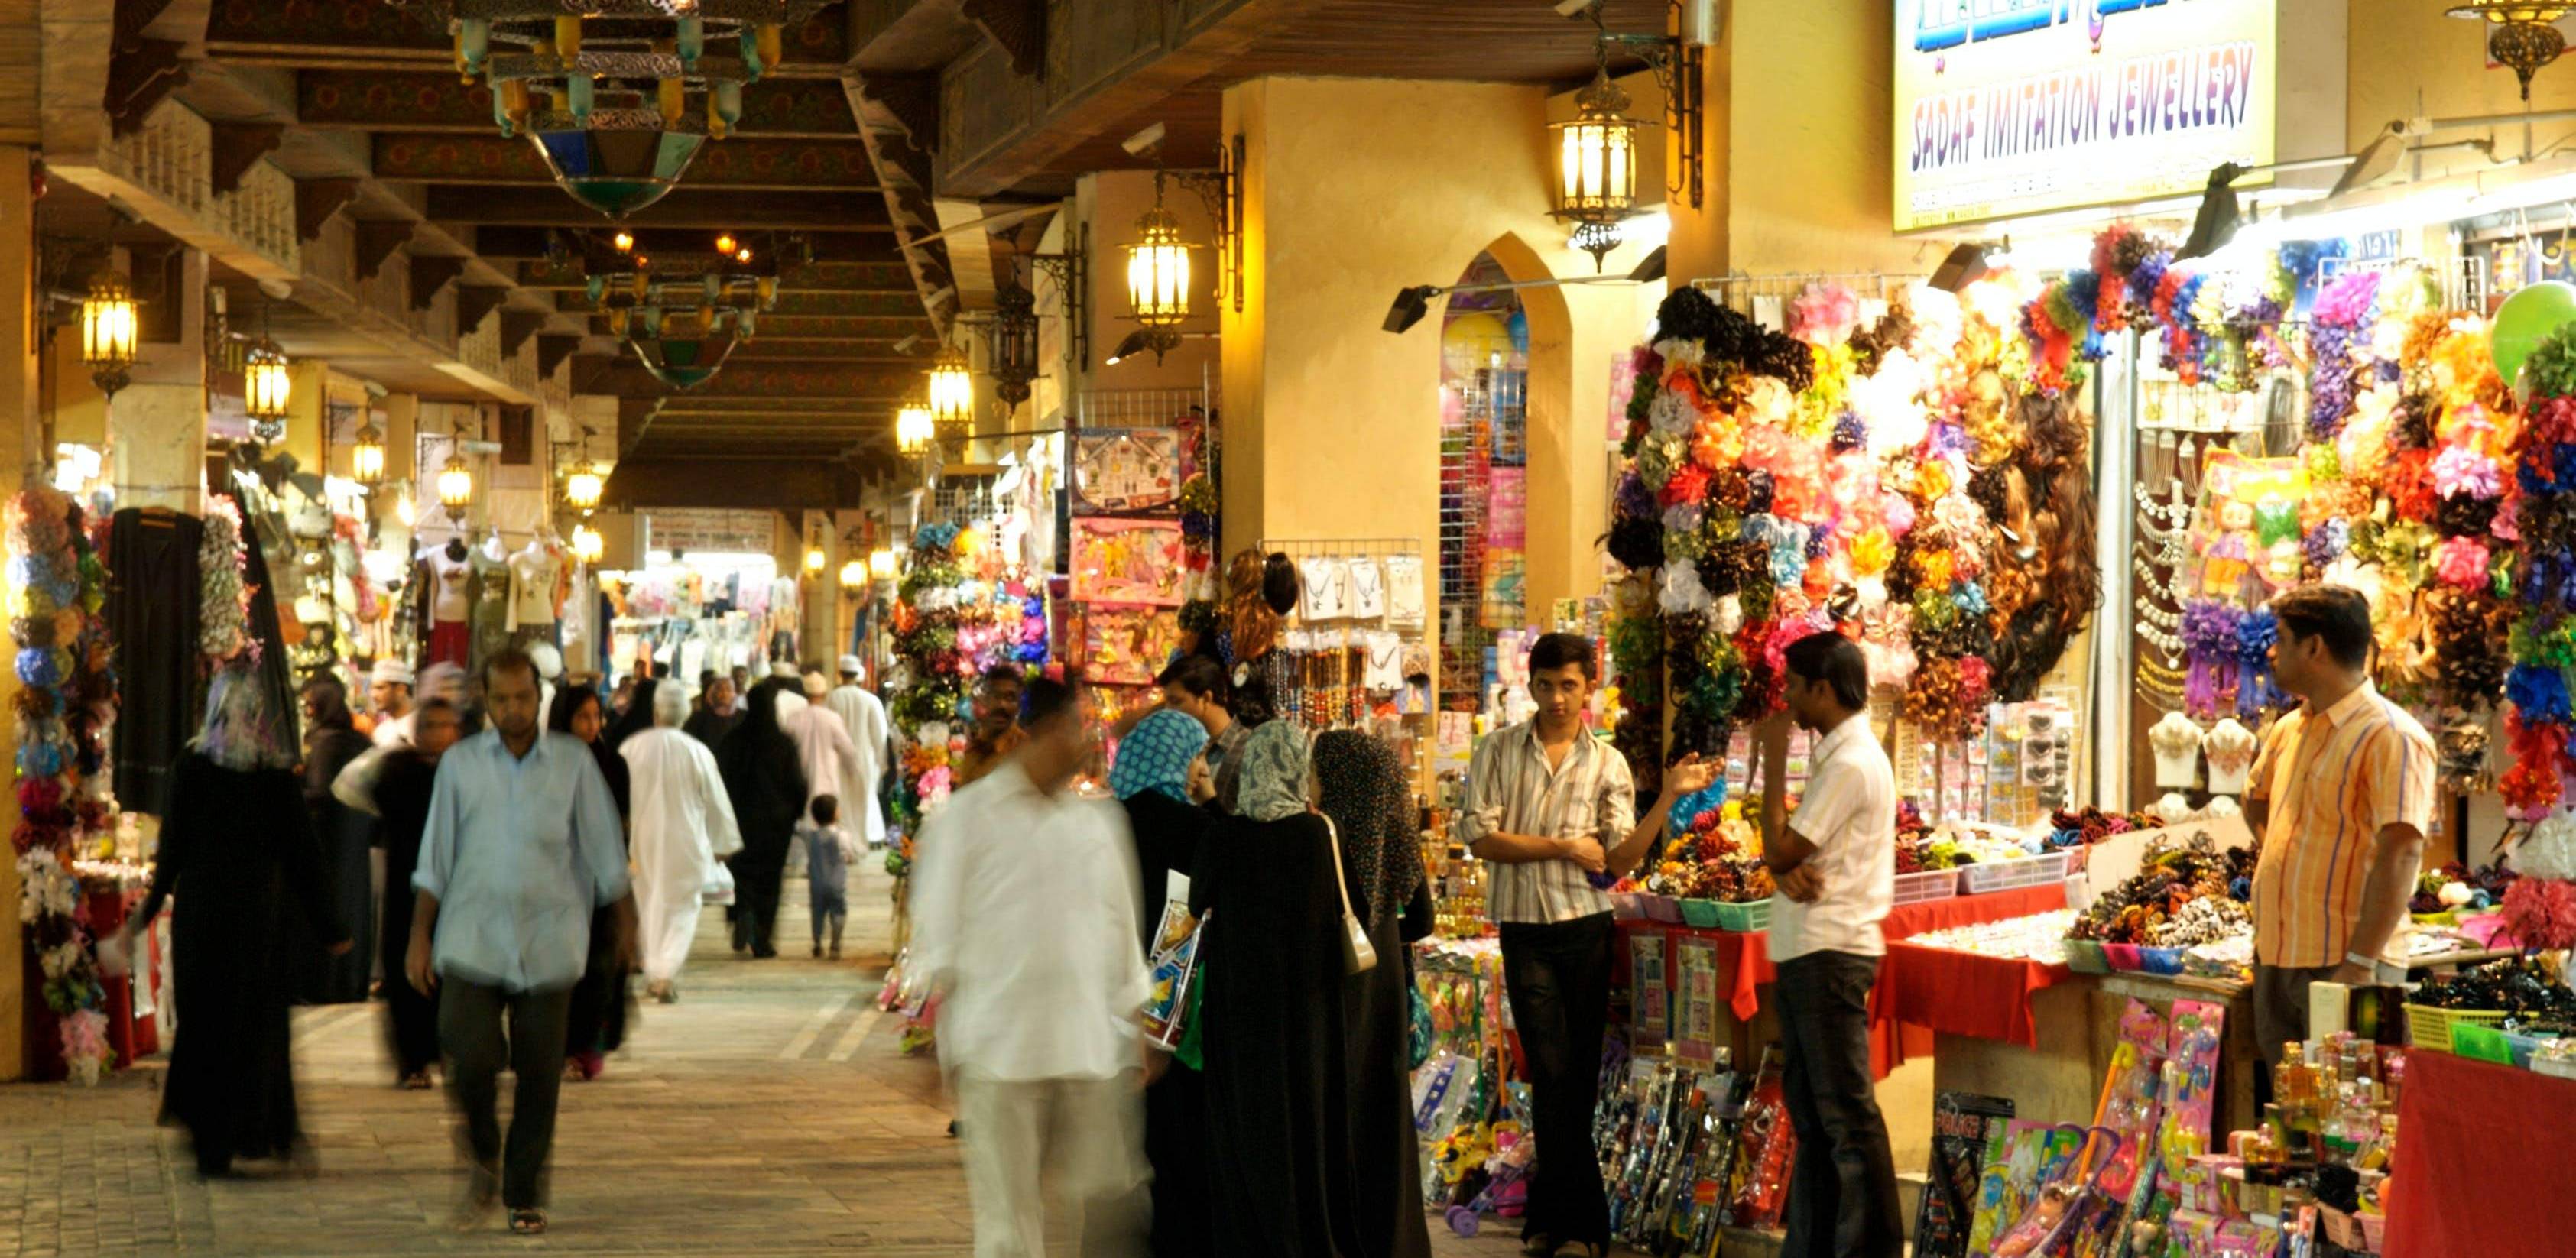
[351,420,387,485]
[868,547,899,580]
[895,399,934,456]
[81,272,138,398]
[571,522,605,563]
[396,488,417,528]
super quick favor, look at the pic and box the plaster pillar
[109,248,208,512]
[0,144,39,1080]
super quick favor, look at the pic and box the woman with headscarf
[718,679,809,958]
[128,667,349,1177]
[602,676,659,753]
[1315,731,1434,1258]
[622,680,741,1001]
[297,674,376,1004]
[1110,709,1218,1257]
[1190,721,1363,1258]
[554,685,633,1080]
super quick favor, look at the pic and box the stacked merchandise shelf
[1069,384,1218,728]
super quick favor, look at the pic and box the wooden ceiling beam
[353,219,412,280]
[500,310,547,357]
[374,135,877,190]
[209,121,287,196]
[454,285,511,332]
[295,177,365,242]
[537,334,582,378]
[297,70,858,136]
[427,187,894,231]
[408,254,468,311]
[471,226,896,262]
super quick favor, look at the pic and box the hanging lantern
[804,546,826,572]
[564,465,605,510]
[926,342,973,430]
[244,336,293,443]
[438,450,475,513]
[869,547,899,580]
[352,420,387,485]
[987,282,1040,412]
[571,522,605,563]
[715,232,738,255]
[2451,3,2576,99]
[895,400,933,456]
[1550,64,1645,271]
[1124,184,1192,330]
[838,557,866,589]
[82,272,138,398]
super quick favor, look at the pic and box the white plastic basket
[1891,867,1961,905]
[1960,851,2071,896]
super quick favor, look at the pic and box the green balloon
[2491,280,2576,386]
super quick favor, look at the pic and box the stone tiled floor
[1,864,1535,1257]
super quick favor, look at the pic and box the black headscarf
[1313,729,1420,921]
[604,677,658,751]
[549,683,629,820]
[716,679,808,848]
[299,676,371,805]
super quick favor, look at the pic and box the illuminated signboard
[1893,0,2276,232]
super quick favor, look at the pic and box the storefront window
[1437,252,1529,707]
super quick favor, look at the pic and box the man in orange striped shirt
[2243,585,2435,1066]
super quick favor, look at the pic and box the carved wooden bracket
[455,285,511,332]
[536,334,581,379]
[960,0,1045,78]
[296,177,364,242]
[499,310,546,358]
[209,122,286,196]
[847,72,938,154]
[354,219,413,280]
[105,37,190,138]
[409,254,467,311]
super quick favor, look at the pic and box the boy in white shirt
[798,796,858,959]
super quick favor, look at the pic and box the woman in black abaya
[1110,708,1218,1257]
[1191,721,1362,1258]
[716,679,807,958]
[297,675,375,1003]
[131,667,349,1176]
[557,685,634,1080]
[1316,730,1435,1258]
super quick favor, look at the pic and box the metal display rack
[1258,535,1432,783]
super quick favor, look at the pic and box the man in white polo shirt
[1757,631,1900,1258]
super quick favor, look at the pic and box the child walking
[800,795,857,958]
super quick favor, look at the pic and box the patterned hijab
[1234,719,1312,823]
[1111,708,1208,804]
[1316,729,1420,919]
[198,664,297,772]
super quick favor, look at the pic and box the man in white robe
[783,671,867,816]
[825,656,891,848]
[620,683,741,1001]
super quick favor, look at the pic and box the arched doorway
[1437,252,1530,704]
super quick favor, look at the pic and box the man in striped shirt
[1458,633,1713,1258]
[2244,584,2435,1069]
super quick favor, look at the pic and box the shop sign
[1893,0,2277,232]
[643,508,778,556]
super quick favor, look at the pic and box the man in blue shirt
[406,649,634,1237]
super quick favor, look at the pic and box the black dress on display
[371,749,443,1078]
[1189,810,1364,1258]
[141,754,343,1175]
[1123,789,1218,1258]
[105,508,204,815]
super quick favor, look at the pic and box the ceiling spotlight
[1928,242,1997,293]
[1104,329,1150,366]
[2176,164,2247,261]
[1384,285,1439,335]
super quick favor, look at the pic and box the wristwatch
[2344,952,2406,984]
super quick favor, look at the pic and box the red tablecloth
[2383,1050,2576,1257]
[1878,943,2073,1048]
[1612,881,2069,1073]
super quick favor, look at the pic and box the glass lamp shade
[571,523,605,563]
[839,558,867,589]
[988,284,1040,408]
[564,467,605,510]
[352,423,387,485]
[245,339,294,423]
[2451,2,2574,20]
[532,128,707,219]
[1124,205,1192,329]
[1552,77,1640,224]
[869,547,899,580]
[926,345,974,426]
[805,546,826,572]
[83,273,138,394]
[437,452,475,510]
[628,332,739,391]
[895,402,933,456]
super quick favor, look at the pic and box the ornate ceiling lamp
[986,281,1040,415]
[430,2,826,218]
[894,398,933,456]
[81,272,137,400]
[1119,174,1196,364]
[576,228,780,390]
[242,336,294,445]
[2450,2,2575,99]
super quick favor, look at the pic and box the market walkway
[0,864,1531,1258]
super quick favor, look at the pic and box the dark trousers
[732,851,785,957]
[1773,952,1902,1258]
[1499,912,1616,1247]
[2250,962,2337,1106]
[439,979,574,1210]
[377,895,439,1077]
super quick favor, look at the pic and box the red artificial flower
[2500,877,2576,952]
[1662,463,1711,508]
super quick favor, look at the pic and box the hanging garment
[507,544,563,630]
[467,546,511,670]
[108,508,207,815]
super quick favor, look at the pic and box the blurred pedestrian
[826,655,893,848]
[684,673,743,750]
[334,697,466,1088]
[300,674,376,1005]
[953,665,1027,787]
[555,686,633,1082]
[911,677,1150,1258]
[621,681,741,1002]
[799,794,857,958]
[1109,708,1217,1258]
[370,660,417,747]
[716,679,807,958]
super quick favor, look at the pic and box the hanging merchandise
[11,484,118,1084]
[1072,427,1183,513]
[2505,325,2576,821]
[104,507,203,813]
[1071,517,1188,607]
